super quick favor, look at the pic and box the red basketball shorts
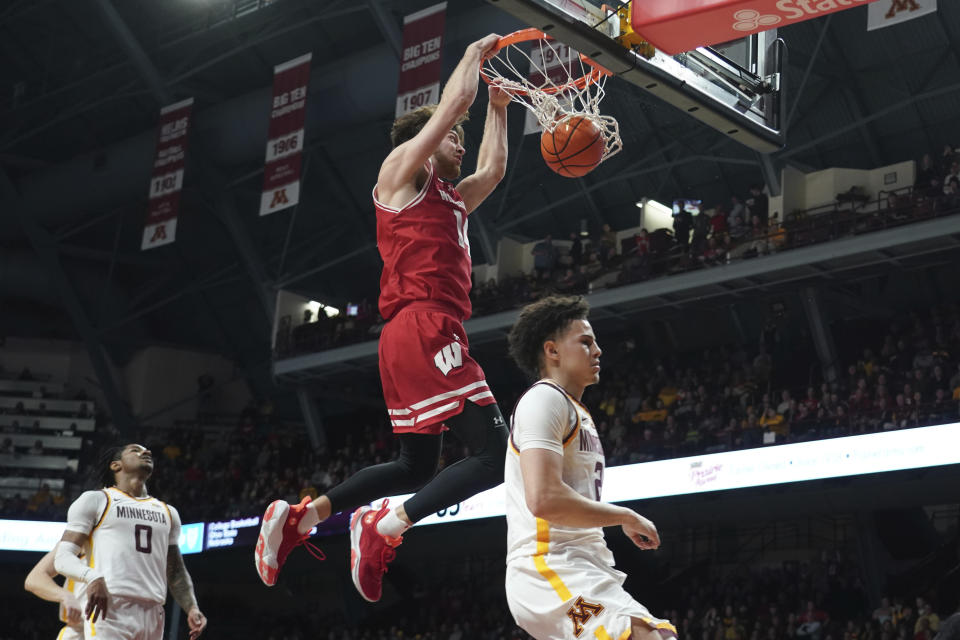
[379,306,496,434]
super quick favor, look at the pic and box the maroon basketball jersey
[373,160,473,321]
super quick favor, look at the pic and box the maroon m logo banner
[885,0,921,18]
[270,188,289,208]
[150,225,167,242]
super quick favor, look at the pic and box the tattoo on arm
[166,546,198,612]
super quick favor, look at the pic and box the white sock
[296,503,321,535]
[376,507,410,538]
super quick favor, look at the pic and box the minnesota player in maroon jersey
[256,34,511,602]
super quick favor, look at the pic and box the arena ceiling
[2,0,960,402]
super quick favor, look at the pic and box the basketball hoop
[481,28,622,163]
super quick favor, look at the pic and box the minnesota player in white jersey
[25,544,85,640]
[504,295,677,640]
[53,444,207,640]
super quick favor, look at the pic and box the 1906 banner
[260,53,312,216]
[396,3,446,117]
[142,98,193,250]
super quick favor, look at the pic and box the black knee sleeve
[395,433,442,486]
[446,401,508,476]
[324,433,441,514]
[400,402,509,523]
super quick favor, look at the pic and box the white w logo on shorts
[433,342,463,376]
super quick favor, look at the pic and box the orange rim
[481,27,611,96]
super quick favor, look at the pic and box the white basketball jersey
[505,380,613,566]
[84,487,173,604]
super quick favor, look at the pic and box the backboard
[486,0,785,152]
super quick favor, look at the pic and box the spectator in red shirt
[709,207,728,235]
[633,228,650,258]
[621,229,651,282]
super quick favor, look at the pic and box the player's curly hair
[92,445,125,488]
[390,104,468,148]
[508,295,591,379]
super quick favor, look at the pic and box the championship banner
[396,2,446,117]
[524,42,579,135]
[142,97,193,250]
[260,53,311,217]
[630,0,880,54]
[867,0,936,30]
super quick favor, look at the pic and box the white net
[481,34,622,162]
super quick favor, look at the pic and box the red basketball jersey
[373,160,473,321]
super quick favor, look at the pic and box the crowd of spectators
[587,304,960,466]
[149,301,960,520]
[139,406,412,523]
[913,146,960,201]
[5,296,960,526]
[522,184,775,293]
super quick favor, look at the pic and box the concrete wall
[0,338,74,383]
[866,160,914,197]
[123,346,249,426]
[786,160,916,213]
[472,262,498,285]
[0,338,118,409]
[495,237,525,280]
[0,337,251,427]
[640,199,673,232]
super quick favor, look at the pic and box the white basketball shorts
[506,547,677,640]
[84,595,164,640]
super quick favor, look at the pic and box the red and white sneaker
[349,500,403,602]
[255,497,325,586]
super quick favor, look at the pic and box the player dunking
[255,34,511,602]
[54,444,207,640]
[504,295,677,640]
[25,544,84,640]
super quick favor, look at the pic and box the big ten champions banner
[396,2,446,117]
[523,43,579,135]
[142,98,194,250]
[260,53,312,216]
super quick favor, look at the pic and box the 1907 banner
[396,3,446,117]
[142,98,193,250]
[260,53,311,216]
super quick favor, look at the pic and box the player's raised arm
[166,506,207,640]
[458,84,510,214]
[24,547,83,625]
[378,34,500,197]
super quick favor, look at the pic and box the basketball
[540,115,605,178]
